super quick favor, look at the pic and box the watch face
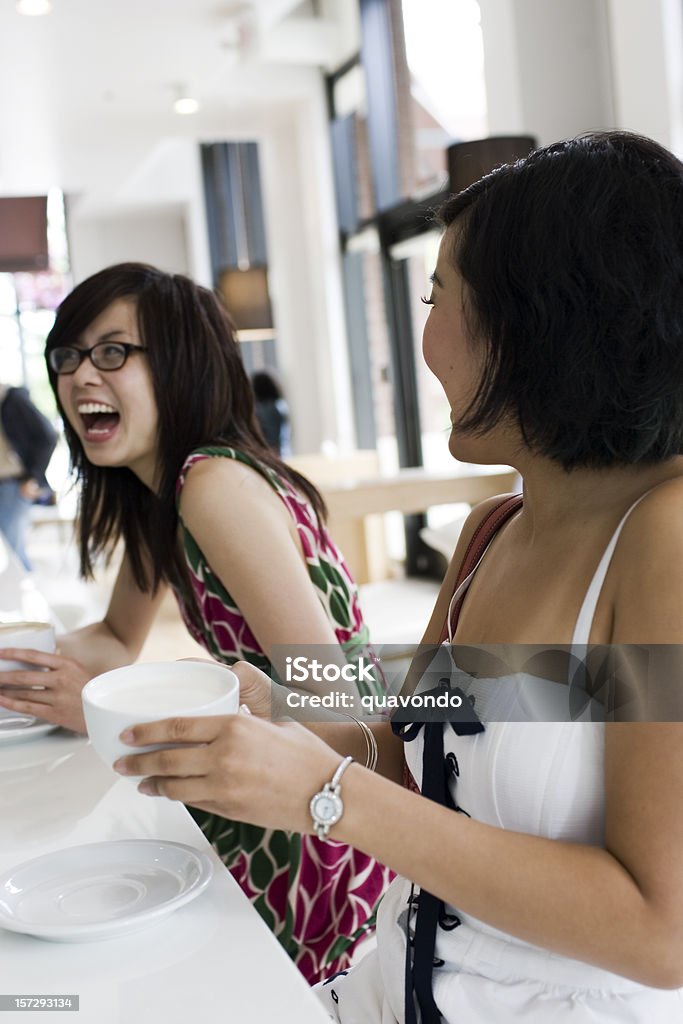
[311,792,342,825]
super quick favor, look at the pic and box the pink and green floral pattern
[171,447,391,984]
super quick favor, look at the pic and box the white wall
[66,139,212,285]
[66,204,190,283]
[113,139,213,285]
[480,0,683,153]
[480,0,615,145]
[258,78,355,454]
[606,0,683,154]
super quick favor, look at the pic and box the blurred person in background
[0,382,57,570]
[251,369,291,456]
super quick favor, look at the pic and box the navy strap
[396,682,484,1024]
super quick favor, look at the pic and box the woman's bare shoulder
[178,453,293,554]
[180,452,279,509]
[621,475,683,551]
[612,475,683,642]
[181,451,267,488]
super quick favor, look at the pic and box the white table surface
[0,730,330,1024]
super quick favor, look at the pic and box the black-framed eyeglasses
[47,342,148,376]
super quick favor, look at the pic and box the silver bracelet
[343,715,378,772]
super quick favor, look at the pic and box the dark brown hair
[45,262,326,590]
[439,131,683,469]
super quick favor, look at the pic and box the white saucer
[0,840,213,941]
[0,709,58,744]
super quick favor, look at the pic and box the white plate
[0,709,59,744]
[0,840,213,941]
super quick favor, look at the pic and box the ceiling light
[16,0,52,15]
[173,87,200,115]
[173,97,200,115]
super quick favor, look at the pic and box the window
[401,0,488,194]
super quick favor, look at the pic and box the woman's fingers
[137,776,214,802]
[114,740,213,779]
[0,654,90,734]
[0,673,50,691]
[115,709,342,837]
[137,776,225,810]
[177,660,271,718]
[0,692,53,716]
[118,714,228,749]
[116,714,259,817]
[0,677,86,731]
[115,719,240,807]
[0,648,68,670]
[232,660,273,718]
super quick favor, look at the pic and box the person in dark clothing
[251,370,291,456]
[0,385,58,570]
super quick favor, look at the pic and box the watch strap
[330,754,353,789]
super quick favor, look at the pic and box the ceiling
[0,0,357,208]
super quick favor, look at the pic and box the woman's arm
[61,554,167,671]
[0,554,165,731]
[179,456,396,704]
[306,721,403,783]
[178,457,356,658]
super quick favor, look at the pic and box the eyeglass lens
[49,343,131,374]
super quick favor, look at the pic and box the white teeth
[77,402,117,414]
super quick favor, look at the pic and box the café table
[0,730,330,1024]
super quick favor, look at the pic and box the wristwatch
[309,756,354,840]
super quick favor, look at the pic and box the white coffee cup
[0,621,57,671]
[82,660,240,771]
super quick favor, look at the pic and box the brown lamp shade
[447,136,537,194]
[0,196,49,272]
[218,266,273,332]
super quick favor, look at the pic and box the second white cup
[82,660,240,771]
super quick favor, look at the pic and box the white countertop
[0,731,330,1024]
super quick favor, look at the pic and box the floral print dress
[171,446,391,984]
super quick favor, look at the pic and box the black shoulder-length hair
[440,131,683,470]
[45,262,326,591]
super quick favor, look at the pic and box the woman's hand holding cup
[0,621,90,733]
[111,661,342,834]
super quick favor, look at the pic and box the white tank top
[373,487,679,1019]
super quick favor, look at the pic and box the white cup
[82,660,240,771]
[0,621,57,671]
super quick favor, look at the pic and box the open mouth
[77,402,120,440]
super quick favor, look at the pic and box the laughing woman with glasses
[0,262,392,985]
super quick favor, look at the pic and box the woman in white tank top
[112,132,683,1022]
